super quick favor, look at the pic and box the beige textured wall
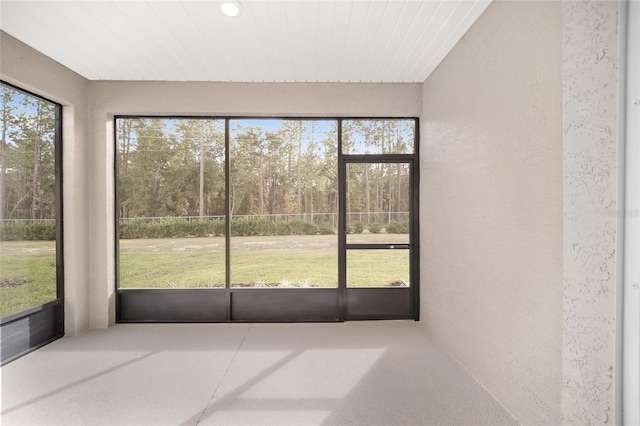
[420,2,563,424]
[562,1,621,424]
[88,81,423,328]
[0,32,91,336]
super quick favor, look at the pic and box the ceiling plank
[0,0,492,83]
[377,1,440,82]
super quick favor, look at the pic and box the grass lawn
[0,241,57,317]
[1,234,410,317]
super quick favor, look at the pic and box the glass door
[341,160,416,319]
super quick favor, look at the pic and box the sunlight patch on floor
[241,349,385,399]
[202,409,331,425]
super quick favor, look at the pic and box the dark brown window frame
[0,80,64,365]
[114,116,419,323]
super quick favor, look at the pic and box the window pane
[230,119,338,288]
[0,84,59,317]
[117,118,226,288]
[346,162,410,244]
[346,250,410,288]
[342,119,414,154]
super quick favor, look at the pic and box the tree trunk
[0,106,7,221]
[259,153,264,215]
[32,136,40,220]
[31,107,42,220]
[396,129,402,214]
[365,163,370,226]
[396,165,401,213]
[199,121,205,220]
[297,124,302,215]
[119,121,132,219]
[375,165,380,213]
[346,181,351,228]
[122,121,131,174]
[388,166,393,224]
[286,129,293,212]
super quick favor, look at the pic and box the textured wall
[0,32,91,336]
[562,1,621,424]
[88,81,423,328]
[420,2,563,424]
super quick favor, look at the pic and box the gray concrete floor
[1,321,516,425]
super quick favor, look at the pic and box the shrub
[368,222,381,234]
[254,218,276,236]
[288,219,318,235]
[0,221,56,241]
[120,217,226,239]
[117,216,332,239]
[305,223,319,235]
[231,218,259,236]
[317,223,335,235]
[273,221,291,235]
[211,220,226,236]
[386,220,409,234]
[352,221,363,234]
[119,218,146,239]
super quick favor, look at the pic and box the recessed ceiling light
[218,1,243,18]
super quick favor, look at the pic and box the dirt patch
[0,278,30,289]
[233,282,319,288]
[385,280,408,287]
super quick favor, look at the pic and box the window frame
[114,115,419,322]
[0,80,64,365]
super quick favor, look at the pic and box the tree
[117,118,225,219]
[0,89,56,221]
[115,117,410,230]
[0,86,16,221]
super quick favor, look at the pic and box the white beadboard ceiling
[0,0,491,83]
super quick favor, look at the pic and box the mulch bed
[0,278,30,289]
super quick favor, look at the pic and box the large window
[117,118,226,288]
[230,119,338,288]
[116,117,418,322]
[116,118,339,289]
[0,82,62,318]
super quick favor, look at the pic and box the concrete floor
[1,321,516,425]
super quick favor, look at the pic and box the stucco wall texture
[420,1,563,424]
[562,1,620,424]
[87,81,422,328]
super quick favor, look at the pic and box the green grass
[119,235,340,288]
[1,235,410,317]
[347,250,409,287]
[0,241,57,317]
[120,250,226,288]
[229,250,339,287]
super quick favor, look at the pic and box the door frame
[338,157,419,321]
[337,118,420,321]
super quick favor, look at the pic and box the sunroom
[1,1,638,424]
